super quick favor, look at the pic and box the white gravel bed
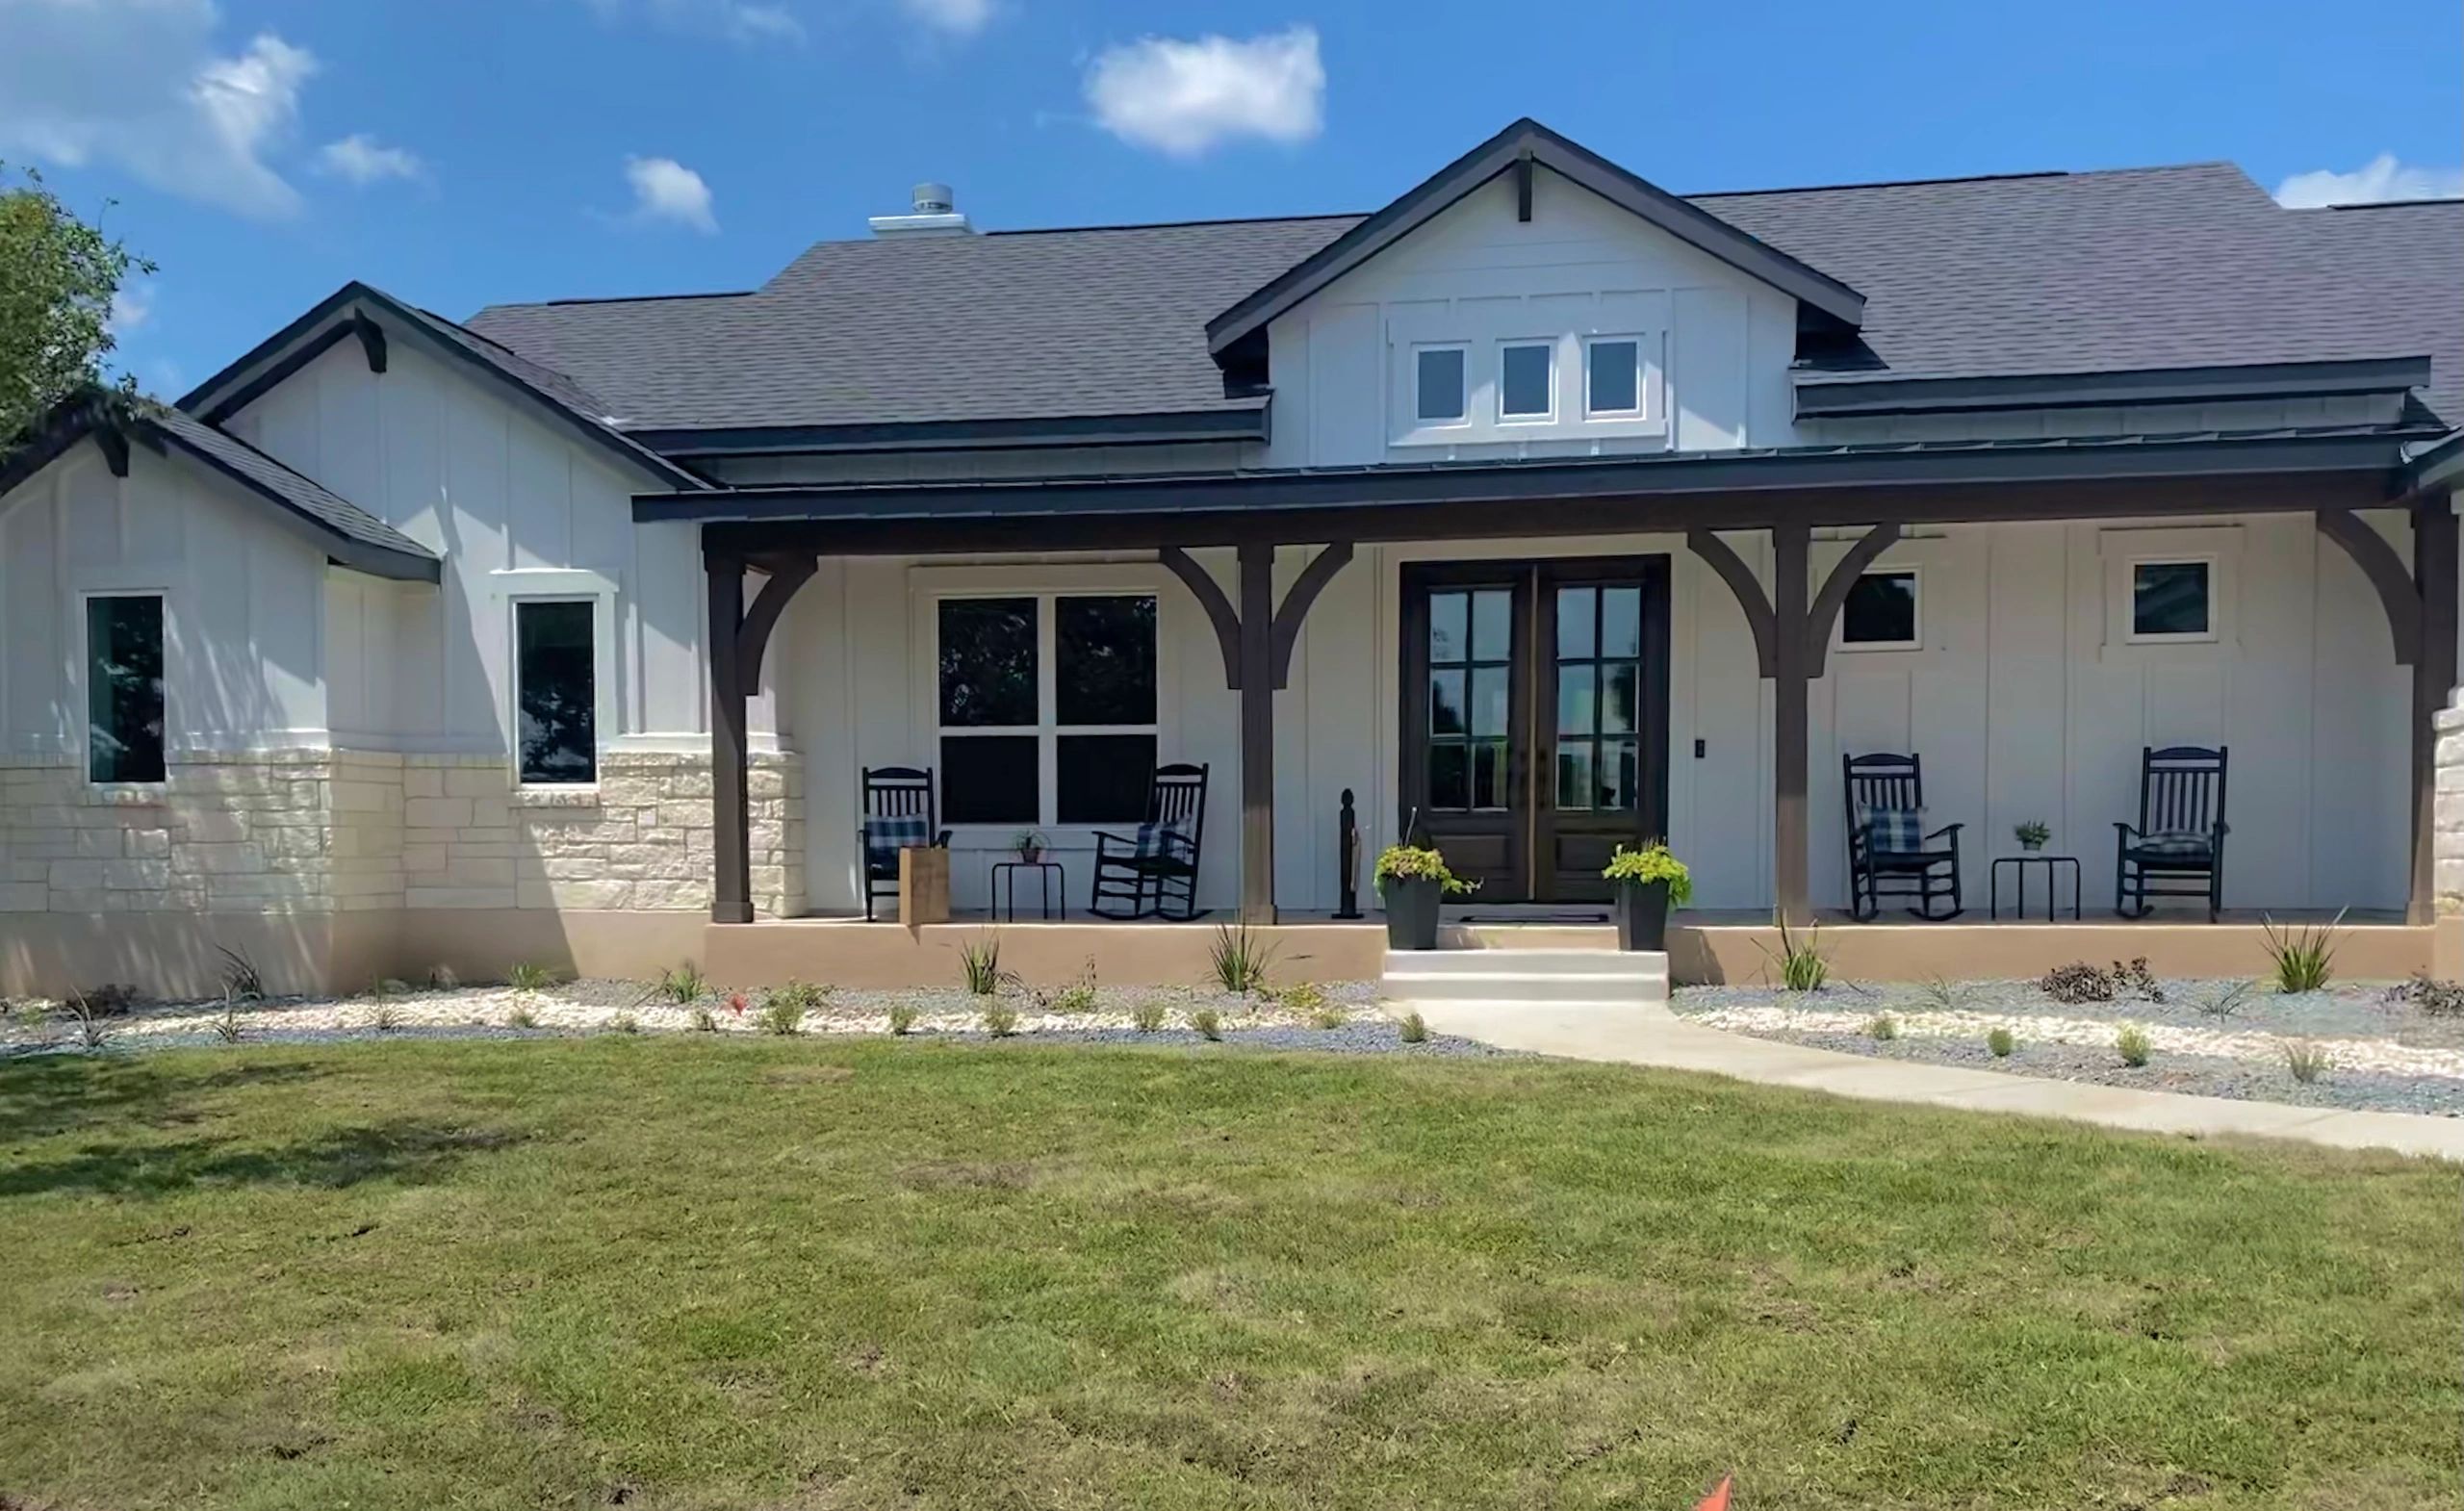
[2,978,1383,1048]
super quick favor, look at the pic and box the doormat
[1455,911,1609,924]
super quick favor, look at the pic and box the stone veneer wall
[2436,702,2464,917]
[1,747,801,920]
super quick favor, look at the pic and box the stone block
[182,842,270,875]
[404,797,474,830]
[103,858,171,890]
[0,883,48,910]
[629,878,710,909]
[406,885,521,909]
[402,768,444,798]
[123,829,172,858]
[46,859,105,890]
[655,802,716,831]
[447,768,509,799]
[440,858,517,887]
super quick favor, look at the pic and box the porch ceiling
[642,424,2429,555]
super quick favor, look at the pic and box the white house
[4,118,2461,995]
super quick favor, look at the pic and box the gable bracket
[94,423,131,479]
[350,310,389,374]
[2316,508,2419,665]
[1514,150,1534,221]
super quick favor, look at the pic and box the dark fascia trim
[633,403,1270,458]
[140,422,442,583]
[1795,357,2434,418]
[1205,117,1865,358]
[2408,428,2464,493]
[635,430,2418,540]
[179,282,708,492]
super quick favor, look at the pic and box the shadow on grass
[0,1057,326,1144]
[0,1117,527,1198]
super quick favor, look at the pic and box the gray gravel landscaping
[1672,974,2464,1116]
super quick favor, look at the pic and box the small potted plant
[1602,841,1692,952]
[1374,844,1475,950]
[2014,820,2051,854]
[1012,829,1048,864]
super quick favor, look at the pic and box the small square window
[1415,347,1467,423]
[87,594,165,783]
[2131,560,2212,639]
[1501,343,1553,419]
[1840,570,1919,648]
[1586,339,1640,414]
[516,600,596,784]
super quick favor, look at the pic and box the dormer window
[1500,343,1553,420]
[1585,338,1642,415]
[1415,346,1468,423]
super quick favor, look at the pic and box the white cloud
[0,0,317,217]
[625,155,717,232]
[584,0,805,44]
[318,133,426,185]
[109,282,154,337]
[1084,25,1324,158]
[2275,154,2464,208]
[900,0,993,38]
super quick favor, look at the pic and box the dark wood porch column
[2414,497,2459,925]
[1770,524,1812,926]
[707,553,752,925]
[1238,542,1277,924]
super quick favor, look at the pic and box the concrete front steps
[1380,946,1670,1009]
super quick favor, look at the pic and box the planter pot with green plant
[1012,830,1048,864]
[1602,842,1692,952]
[2015,820,2051,854]
[1373,845,1475,950]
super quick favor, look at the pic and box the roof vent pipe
[869,182,975,238]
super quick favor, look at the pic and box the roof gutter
[630,402,1270,459]
[1794,356,2432,419]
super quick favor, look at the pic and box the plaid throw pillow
[866,812,929,867]
[1858,805,1926,856]
[2138,829,2211,858]
[1132,820,1188,859]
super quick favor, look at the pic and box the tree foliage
[0,162,152,448]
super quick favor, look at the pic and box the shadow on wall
[0,914,344,1000]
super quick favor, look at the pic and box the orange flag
[1693,1473,1733,1511]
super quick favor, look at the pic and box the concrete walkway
[1410,1000,2464,1162]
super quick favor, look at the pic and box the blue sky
[4,0,2457,400]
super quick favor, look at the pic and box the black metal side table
[1990,854,2081,921]
[990,859,1065,921]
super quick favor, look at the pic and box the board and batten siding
[0,437,331,757]
[220,338,733,755]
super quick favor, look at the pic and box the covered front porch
[653,425,2457,981]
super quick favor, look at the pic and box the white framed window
[84,591,167,784]
[1837,569,1921,651]
[2127,557,2215,643]
[935,592,1159,827]
[1413,345,1469,424]
[1584,337,1645,417]
[1499,342,1554,421]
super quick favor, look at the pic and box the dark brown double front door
[1399,556,1671,904]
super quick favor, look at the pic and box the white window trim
[2123,554,2220,645]
[76,586,171,790]
[1582,334,1649,419]
[492,568,617,789]
[922,578,1167,833]
[1834,567,1924,653]
[1497,340,1557,424]
[1410,343,1473,431]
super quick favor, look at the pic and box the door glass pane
[938,598,1038,726]
[87,595,165,784]
[1556,664,1595,735]
[1428,670,1466,735]
[1471,589,1512,660]
[1556,742,1595,811]
[1470,666,1508,737]
[1555,585,1595,659]
[940,734,1039,824]
[1055,595,1156,725]
[1429,742,1469,810]
[1600,586,1642,658]
[1599,738,1638,811]
[1601,662,1638,734]
[1474,740,1507,809]
[1057,733,1156,823]
[1428,591,1467,663]
[516,600,596,784]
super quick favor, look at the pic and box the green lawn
[0,1038,2455,1510]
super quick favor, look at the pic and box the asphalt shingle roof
[146,407,439,570]
[464,162,2462,437]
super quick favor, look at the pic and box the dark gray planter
[1383,877,1443,950]
[1613,879,1670,952]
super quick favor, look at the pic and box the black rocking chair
[1843,752,1964,920]
[2115,745,2228,921]
[1090,763,1210,921]
[860,766,949,922]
